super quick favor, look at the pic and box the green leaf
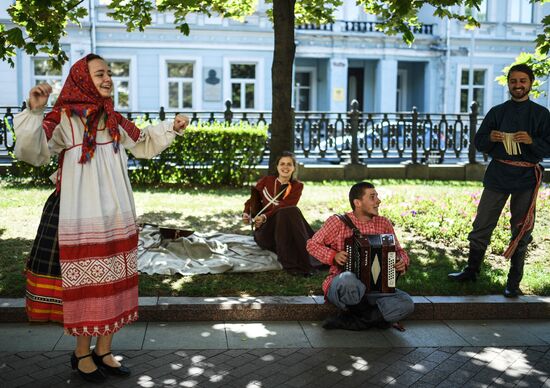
[5,28,25,46]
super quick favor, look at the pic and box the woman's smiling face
[88,58,113,98]
[277,156,295,180]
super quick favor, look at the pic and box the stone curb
[1,295,549,322]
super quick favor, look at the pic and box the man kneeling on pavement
[306,181,414,330]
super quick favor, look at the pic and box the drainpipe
[468,29,475,111]
[89,0,97,53]
[443,14,451,114]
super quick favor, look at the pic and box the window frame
[294,66,317,112]
[223,57,265,111]
[159,55,202,111]
[26,56,68,107]
[103,55,137,111]
[396,68,408,112]
[508,0,534,23]
[463,0,489,22]
[455,64,492,115]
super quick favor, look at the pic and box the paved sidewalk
[1,319,549,387]
[2,295,550,322]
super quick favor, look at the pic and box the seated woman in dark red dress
[243,151,322,275]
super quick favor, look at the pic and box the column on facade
[424,60,436,113]
[375,58,397,112]
[328,57,348,112]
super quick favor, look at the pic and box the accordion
[337,214,397,293]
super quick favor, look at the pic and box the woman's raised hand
[173,114,190,133]
[29,83,52,110]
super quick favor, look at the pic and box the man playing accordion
[307,182,414,330]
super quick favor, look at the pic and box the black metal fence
[292,100,480,164]
[0,100,482,165]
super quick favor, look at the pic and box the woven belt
[495,159,543,259]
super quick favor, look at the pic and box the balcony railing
[296,20,435,35]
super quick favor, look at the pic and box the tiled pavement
[1,319,549,387]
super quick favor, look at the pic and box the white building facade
[0,0,548,115]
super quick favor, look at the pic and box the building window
[464,0,488,22]
[32,58,62,106]
[295,72,312,111]
[509,0,533,23]
[396,69,408,112]
[459,68,486,113]
[106,60,130,110]
[230,64,256,109]
[167,62,194,109]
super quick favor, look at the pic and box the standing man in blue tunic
[448,64,550,297]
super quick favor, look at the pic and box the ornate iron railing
[1,100,483,165]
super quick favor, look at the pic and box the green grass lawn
[1,179,549,297]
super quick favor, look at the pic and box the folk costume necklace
[254,178,292,221]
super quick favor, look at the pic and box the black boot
[447,267,477,282]
[504,246,527,298]
[448,248,485,282]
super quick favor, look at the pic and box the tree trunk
[269,0,296,174]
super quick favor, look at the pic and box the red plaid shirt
[306,212,410,296]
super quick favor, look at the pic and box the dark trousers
[468,188,535,287]
[254,206,320,273]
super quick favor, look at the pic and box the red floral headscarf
[42,54,140,163]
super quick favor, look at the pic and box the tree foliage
[496,50,549,98]
[1,0,548,68]
[108,0,257,35]
[358,0,549,55]
[0,0,88,68]
[359,0,482,45]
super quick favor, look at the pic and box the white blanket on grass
[137,225,282,275]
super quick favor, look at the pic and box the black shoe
[448,268,477,282]
[92,351,131,376]
[376,320,392,330]
[347,300,375,317]
[322,311,374,331]
[503,287,520,298]
[70,352,107,383]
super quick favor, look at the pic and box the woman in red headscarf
[14,54,189,383]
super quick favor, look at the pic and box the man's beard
[509,86,531,100]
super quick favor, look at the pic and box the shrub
[6,117,267,187]
[128,120,267,186]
